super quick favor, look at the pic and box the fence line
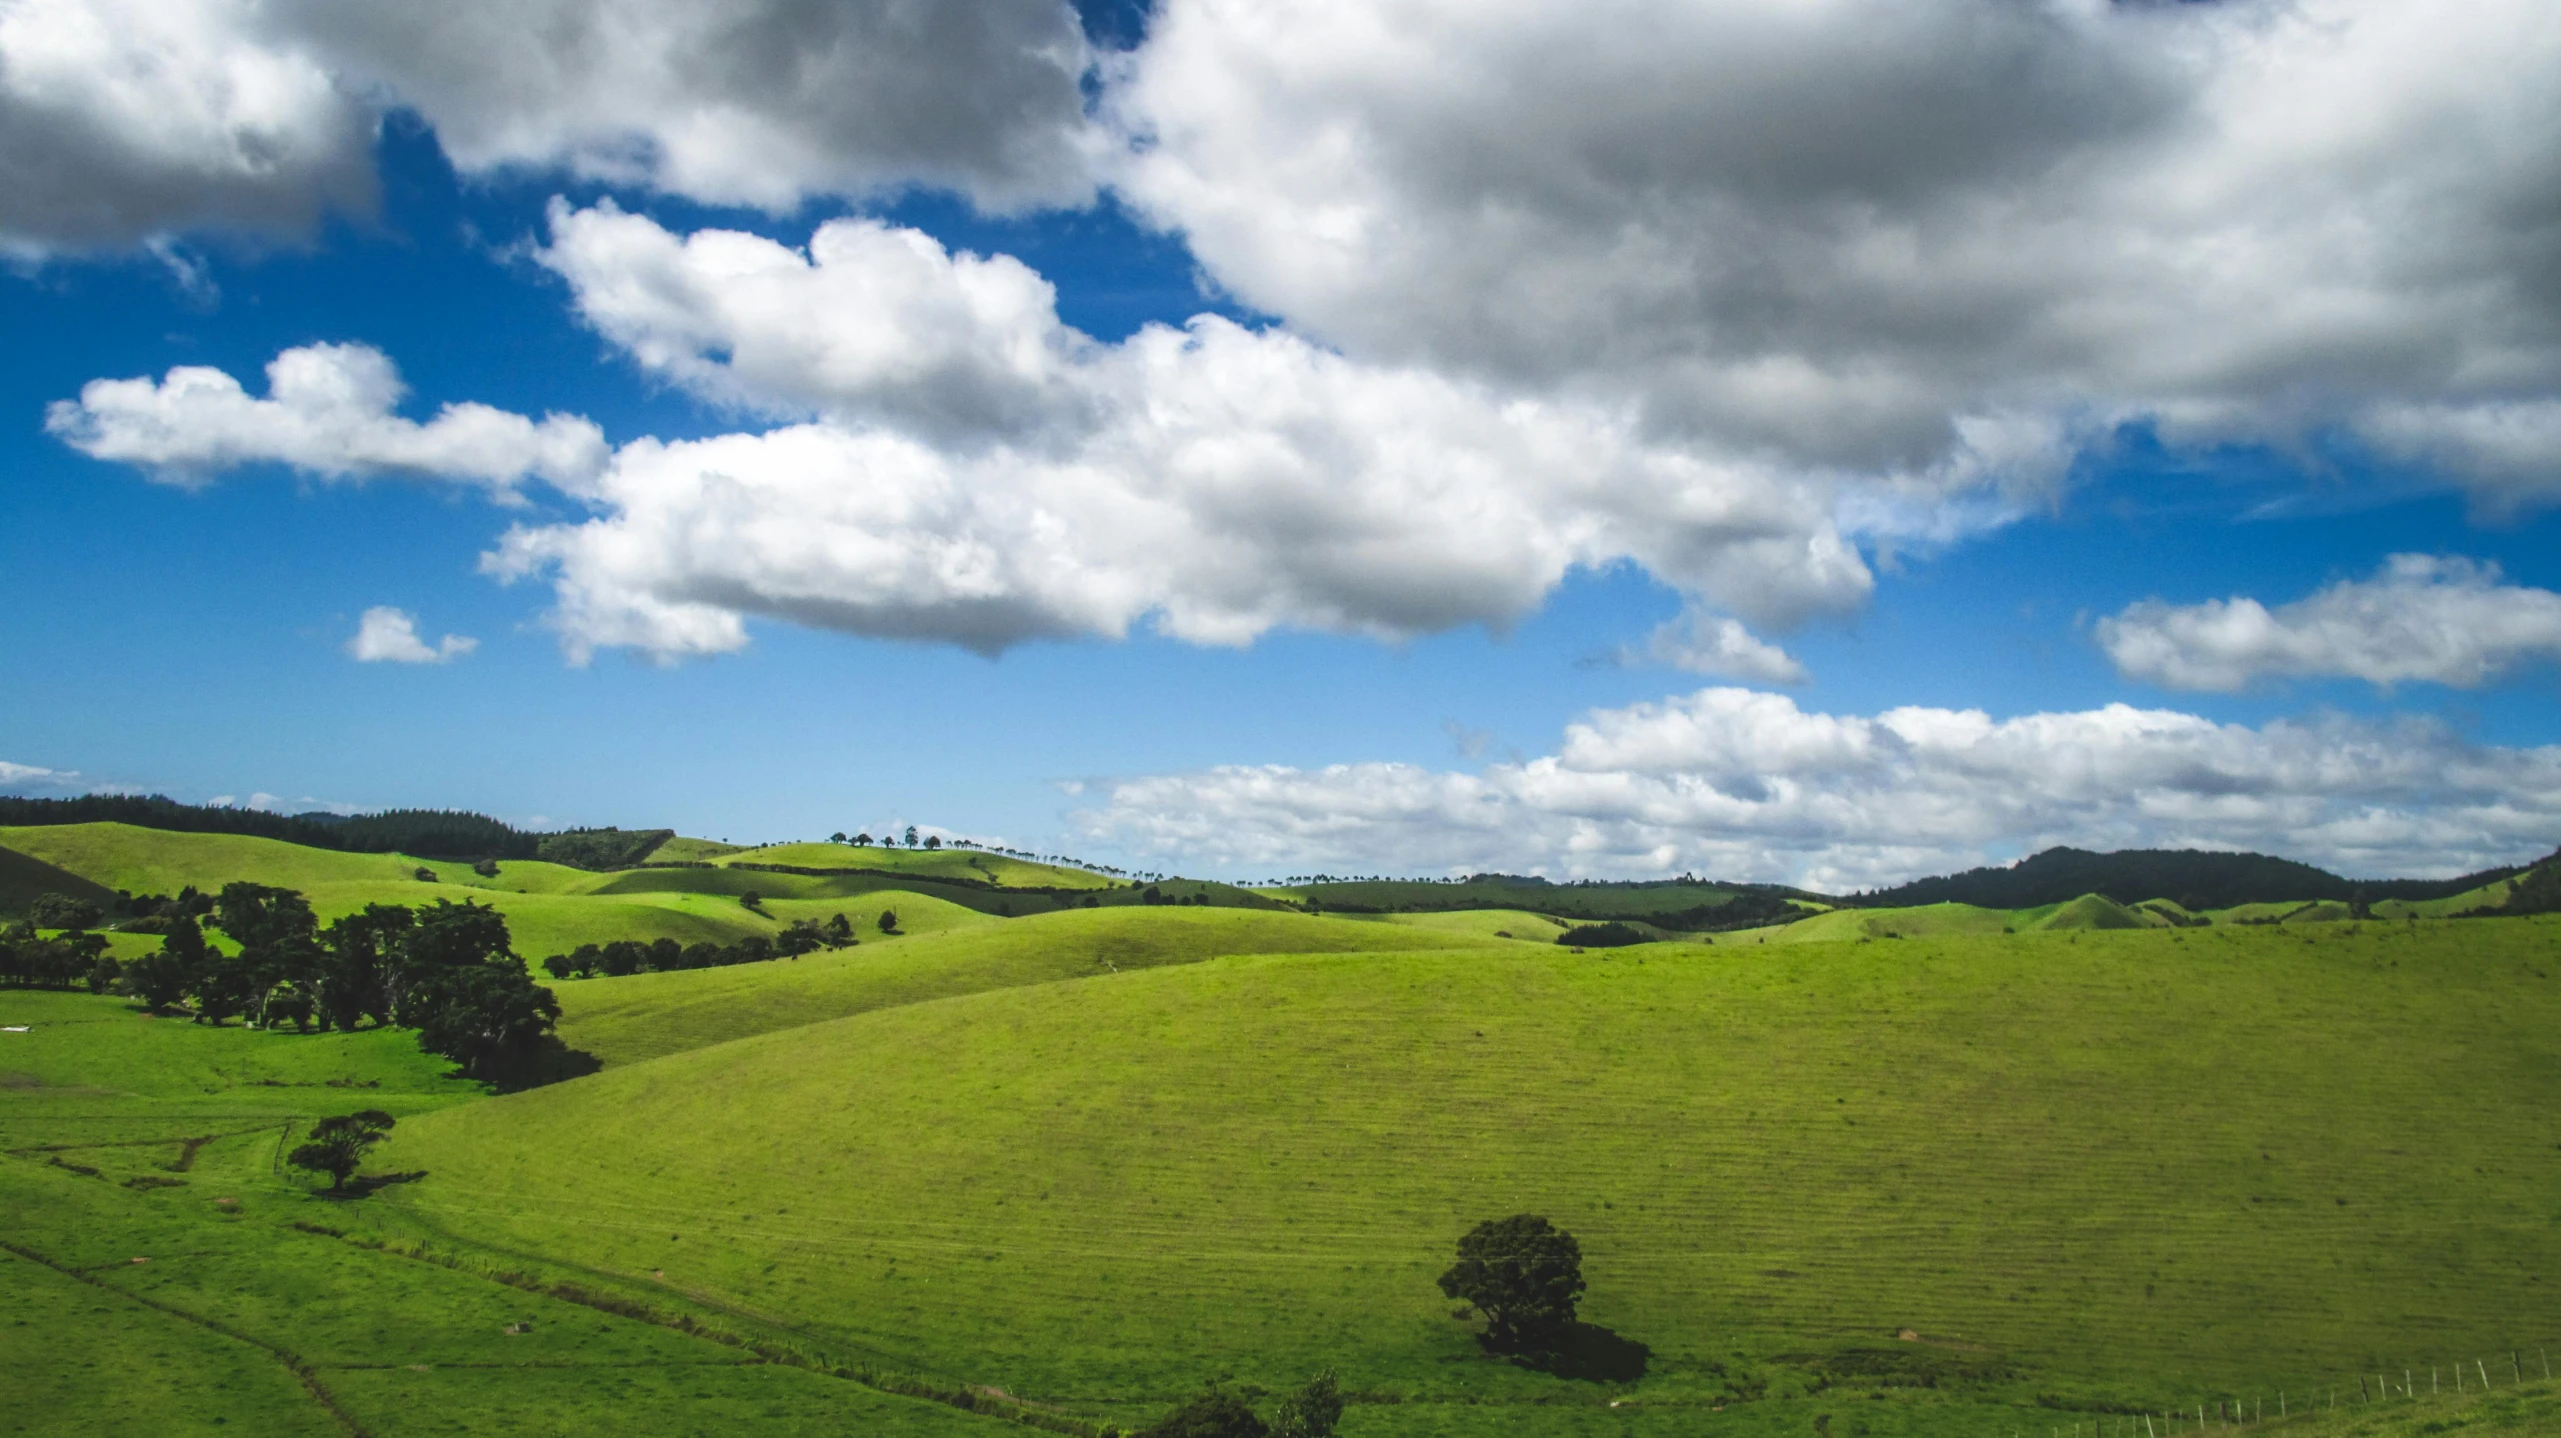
[2035,1342,2553,1437]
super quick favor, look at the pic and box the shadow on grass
[466,1036,602,1093]
[1497,1322,1652,1384]
[319,1171,427,1200]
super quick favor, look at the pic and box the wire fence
[2035,1345,2555,1437]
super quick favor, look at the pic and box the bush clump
[1555,922,1648,948]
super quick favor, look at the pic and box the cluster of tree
[539,911,880,979]
[84,884,560,1083]
[1556,922,1651,948]
[0,920,113,990]
[831,825,941,850]
[534,828,676,870]
[1135,1373,1343,1438]
[2503,851,2561,916]
[1854,845,2539,913]
[0,795,546,862]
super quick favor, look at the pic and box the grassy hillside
[716,841,1120,890]
[0,989,999,1438]
[549,905,1485,1067]
[0,840,119,918]
[367,918,2561,1435]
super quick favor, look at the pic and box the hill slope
[376,918,2561,1431]
[1859,845,2531,911]
[549,905,1487,1067]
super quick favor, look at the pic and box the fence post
[2479,1359,2492,1390]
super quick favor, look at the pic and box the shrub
[472,858,500,878]
[1271,1371,1343,1438]
[1555,922,1648,948]
[1136,1389,1268,1438]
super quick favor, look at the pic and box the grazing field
[713,841,1123,890]
[338,918,2561,1435]
[550,905,1489,1067]
[9,818,2561,1435]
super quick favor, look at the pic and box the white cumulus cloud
[0,0,1093,253]
[1108,0,2561,509]
[1634,609,1809,686]
[0,0,373,254]
[2098,555,2561,693]
[46,342,608,493]
[278,0,1096,214]
[1075,687,2561,889]
[346,606,477,664]
[476,203,1871,662]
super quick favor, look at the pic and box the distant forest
[1853,845,2542,912]
[0,795,666,868]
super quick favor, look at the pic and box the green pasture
[716,841,1120,890]
[0,989,1006,1438]
[348,917,2561,1436]
[548,905,1485,1068]
[9,817,2561,1436]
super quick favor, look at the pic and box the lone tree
[877,908,899,934]
[288,1110,396,1191]
[1438,1214,1586,1352]
[1271,1370,1344,1438]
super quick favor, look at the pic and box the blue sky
[4,0,2559,887]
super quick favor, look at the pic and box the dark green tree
[120,917,204,1010]
[1271,1370,1343,1438]
[27,892,103,930]
[318,905,410,1031]
[876,908,899,934]
[825,912,854,943]
[407,960,560,1083]
[287,1110,395,1191]
[1136,1388,1269,1438]
[1437,1214,1586,1352]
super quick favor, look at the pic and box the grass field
[10,820,2561,1436]
[714,841,1122,891]
[331,917,2561,1436]
[549,905,1492,1067]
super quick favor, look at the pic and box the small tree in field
[1271,1370,1343,1438]
[289,1110,396,1192]
[1438,1214,1585,1352]
[876,908,899,934]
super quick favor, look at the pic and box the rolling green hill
[713,841,1122,891]
[360,918,2561,1435]
[549,905,1488,1067]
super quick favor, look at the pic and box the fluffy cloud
[1109,0,2561,507]
[477,204,1865,660]
[0,0,372,253]
[46,342,607,493]
[1634,609,1808,686]
[1076,687,2561,889]
[0,0,1092,253]
[2098,555,2561,693]
[279,0,1095,213]
[346,606,477,664]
